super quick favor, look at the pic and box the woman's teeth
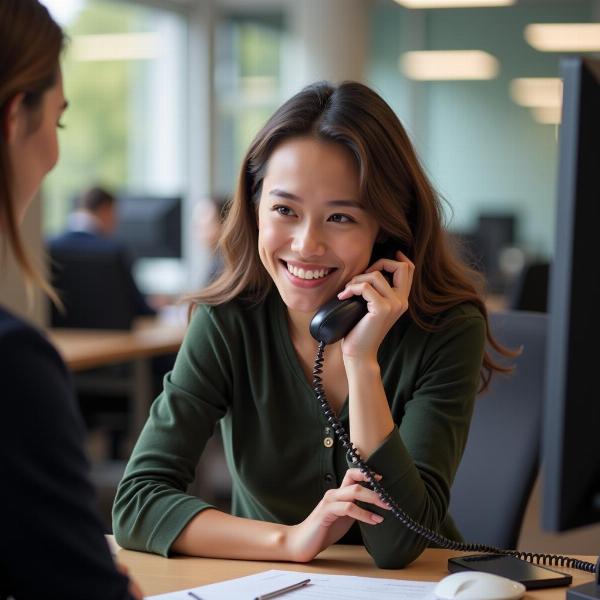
[287,263,330,280]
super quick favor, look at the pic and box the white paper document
[146,569,437,600]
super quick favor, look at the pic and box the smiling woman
[113,81,515,569]
[257,137,379,314]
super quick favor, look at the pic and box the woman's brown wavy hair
[0,0,64,301]
[191,81,514,392]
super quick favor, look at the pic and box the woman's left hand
[337,250,415,360]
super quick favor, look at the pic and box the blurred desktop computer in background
[115,194,186,295]
[452,213,517,295]
[116,194,182,259]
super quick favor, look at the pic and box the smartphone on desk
[448,554,572,590]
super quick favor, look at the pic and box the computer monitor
[115,194,182,259]
[542,58,600,538]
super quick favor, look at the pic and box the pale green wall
[368,0,596,257]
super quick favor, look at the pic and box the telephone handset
[307,243,597,580]
[309,296,366,345]
[309,240,398,345]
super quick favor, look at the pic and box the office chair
[508,262,550,313]
[49,247,140,461]
[449,310,547,549]
[50,248,137,329]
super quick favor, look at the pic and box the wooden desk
[48,317,187,439]
[110,538,596,599]
[48,317,187,372]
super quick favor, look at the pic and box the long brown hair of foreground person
[0,0,63,296]
[192,81,514,391]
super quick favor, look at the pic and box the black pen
[187,592,203,600]
[254,578,311,600]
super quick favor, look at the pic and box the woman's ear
[2,92,26,145]
[376,230,388,244]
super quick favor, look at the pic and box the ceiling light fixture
[509,78,563,108]
[71,33,161,61]
[400,50,499,80]
[531,106,562,125]
[525,23,600,52]
[393,0,514,8]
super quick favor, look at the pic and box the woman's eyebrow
[269,188,363,209]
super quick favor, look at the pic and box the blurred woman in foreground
[0,1,141,597]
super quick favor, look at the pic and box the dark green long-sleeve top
[113,291,485,568]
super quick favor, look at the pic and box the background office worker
[0,1,141,597]
[114,82,514,568]
[48,185,157,317]
[193,194,230,284]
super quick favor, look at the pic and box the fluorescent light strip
[394,0,514,8]
[400,50,499,80]
[509,78,563,108]
[525,23,600,52]
[531,106,562,125]
[71,33,162,62]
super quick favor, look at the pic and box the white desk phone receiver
[433,571,526,600]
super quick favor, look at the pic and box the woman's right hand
[284,468,390,563]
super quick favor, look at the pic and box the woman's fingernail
[372,514,384,523]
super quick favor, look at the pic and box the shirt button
[323,436,334,448]
[324,473,335,485]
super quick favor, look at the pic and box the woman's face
[257,136,380,314]
[8,71,67,224]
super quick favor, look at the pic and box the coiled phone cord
[313,340,598,575]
